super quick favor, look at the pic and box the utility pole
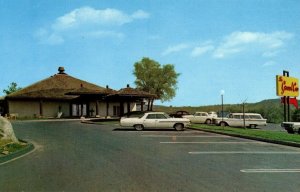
[283,70,290,122]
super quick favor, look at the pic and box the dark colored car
[169,110,190,118]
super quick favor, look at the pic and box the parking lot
[114,127,300,191]
[1,121,300,191]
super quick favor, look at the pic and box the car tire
[287,129,294,134]
[134,124,144,131]
[220,122,227,127]
[174,123,184,131]
[205,119,211,124]
[249,124,257,129]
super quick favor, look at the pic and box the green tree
[3,82,22,95]
[133,57,180,102]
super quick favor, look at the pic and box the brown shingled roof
[66,86,117,95]
[108,85,156,98]
[6,69,111,100]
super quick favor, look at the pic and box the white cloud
[131,10,150,19]
[35,6,149,44]
[162,43,190,56]
[162,31,292,60]
[160,31,293,60]
[263,61,276,67]
[191,44,214,57]
[213,31,293,58]
[84,30,124,39]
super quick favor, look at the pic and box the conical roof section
[6,67,108,100]
[66,85,117,95]
[108,84,156,98]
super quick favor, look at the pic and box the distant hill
[154,98,300,123]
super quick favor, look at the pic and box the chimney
[127,84,130,88]
[58,67,65,74]
[106,85,109,89]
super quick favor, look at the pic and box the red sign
[281,97,298,109]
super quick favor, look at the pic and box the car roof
[144,112,165,114]
[230,113,262,115]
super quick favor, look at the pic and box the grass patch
[191,124,300,144]
[0,139,12,147]
[0,140,28,155]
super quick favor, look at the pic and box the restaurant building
[1,67,155,118]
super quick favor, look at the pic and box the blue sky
[1,0,299,106]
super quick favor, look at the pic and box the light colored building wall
[109,102,120,117]
[97,102,108,117]
[8,100,40,118]
[42,101,70,117]
[8,100,70,118]
[122,102,137,114]
[131,103,137,111]
[8,100,138,118]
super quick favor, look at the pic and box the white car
[120,112,191,131]
[214,113,267,128]
[281,122,300,134]
[208,111,218,118]
[182,112,214,124]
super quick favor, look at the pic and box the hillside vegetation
[154,99,300,123]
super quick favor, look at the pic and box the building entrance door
[72,104,87,117]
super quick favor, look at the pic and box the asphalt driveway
[1,121,300,192]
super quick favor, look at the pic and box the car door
[155,113,170,128]
[143,114,157,128]
[227,114,240,126]
[243,115,251,127]
[194,113,206,123]
[192,113,201,123]
[200,113,208,123]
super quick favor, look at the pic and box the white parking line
[189,151,300,155]
[160,141,265,144]
[141,135,231,138]
[241,169,300,173]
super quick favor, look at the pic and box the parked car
[183,112,214,124]
[120,112,190,131]
[208,111,218,118]
[122,111,149,118]
[214,113,267,128]
[169,110,190,118]
[281,122,300,134]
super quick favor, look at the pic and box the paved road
[1,121,300,191]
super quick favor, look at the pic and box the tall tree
[133,57,180,102]
[3,82,22,95]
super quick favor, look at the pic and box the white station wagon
[120,112,191,131]
[214,113,267,128]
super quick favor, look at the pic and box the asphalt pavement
[1,121,300,192]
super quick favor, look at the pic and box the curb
[0,140,35,164]
[188,127,300,148]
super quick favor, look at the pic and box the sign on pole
[276,75,299,97]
